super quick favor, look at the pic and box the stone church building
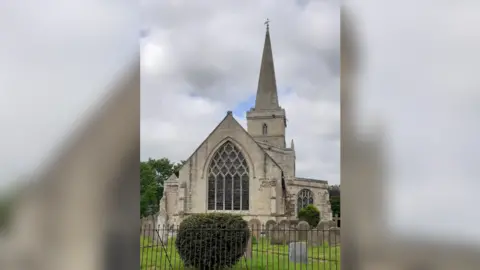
[157,26,332,228]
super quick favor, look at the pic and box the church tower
[247,21,287,149]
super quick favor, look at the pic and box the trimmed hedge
[175,213,250,269]
[298,204,321,227]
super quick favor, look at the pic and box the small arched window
[262,123,268,135]
[297,189,314,213]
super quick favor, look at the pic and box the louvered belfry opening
[207,141,249,211]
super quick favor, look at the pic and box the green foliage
[251,235,258,245]
[328,185,340,217]
[140,162,157,217]
[330,196,340,217]
[175,213,250,269]
[298,204,321,227]
[140,158,186,218]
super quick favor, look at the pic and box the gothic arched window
[297,189,314,213]
[262,123,268,135]
[207,141,249,211]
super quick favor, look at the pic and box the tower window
[262,123,268,135]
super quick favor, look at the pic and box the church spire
[254,19,279,110]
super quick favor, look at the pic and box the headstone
[289,242,308,264]
[328,228,341,246]
[248,219,262,239]
[296,221,310,242]
[270,224,286,245]
[265,220,277,238]
[270,222,295,245]
[287,219,300,228]
[317,220,336,230]
[278,219,290,228]
[308,228,324,246]
[245,235,252,259]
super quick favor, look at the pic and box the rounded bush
[298,204,321,227]
[175,213,250,269]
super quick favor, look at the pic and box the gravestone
[270,224,286,245]
[296,221,310,242]
[278,219,290,229]
[245,235,252,259]
[317,220,336,230]
[287,219,300,228]
[271,221,295,245]
[289,242,308,264]
[328,228,341,246]
[248,219,262,239]
[308,228,324,246]
[265,220,277,238]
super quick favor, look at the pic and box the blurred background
[343,0,480,268]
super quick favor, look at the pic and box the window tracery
[297,189,314,213]
[207,141,249,211]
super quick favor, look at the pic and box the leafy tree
[328,185,340,217]
[330,196,340,217]
[140,162,157,217]
[140,158,186,218]
[298,204,321,227]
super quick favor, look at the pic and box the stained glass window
[208,141,249,211]
[297,189,314,214]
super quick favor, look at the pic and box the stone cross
[264,18,270,30]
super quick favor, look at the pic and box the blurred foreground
[0,62,140,270]
[341,3,480,270]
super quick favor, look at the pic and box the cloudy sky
[0,0,139,189]
[348,0,480,242]
[140,0,340,184]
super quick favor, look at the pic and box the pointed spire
[254,19,279,110]
[291,139,295,150]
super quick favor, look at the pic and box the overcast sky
[140,0,341,184]
[348,0,480,242]
[0,0,138,189]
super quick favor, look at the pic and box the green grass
[140,236,340,269]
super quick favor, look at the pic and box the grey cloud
[0,0,138,187]
[352,0,480,236]
[141,0,340,184]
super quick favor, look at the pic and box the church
[157,24,332,228]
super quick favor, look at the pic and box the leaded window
[297,189,314,213]
[207,141,249,211]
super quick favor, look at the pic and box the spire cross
[264,18,270,30]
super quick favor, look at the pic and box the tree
[298,204,321,227]
[140,162,157,217]
[140,158,186,218]
[328,185,340,217]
